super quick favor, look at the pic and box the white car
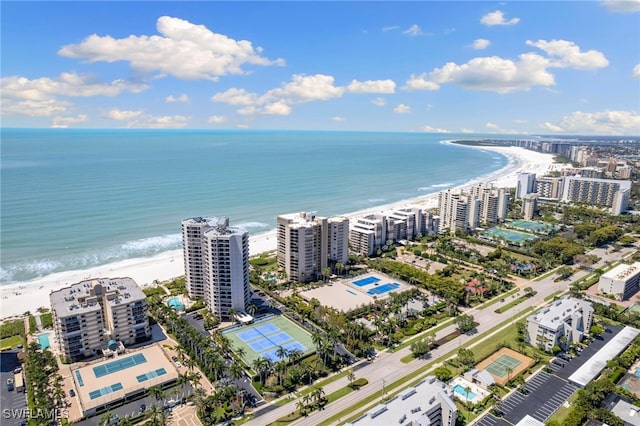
[175,361,182,368]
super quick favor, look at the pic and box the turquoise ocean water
[1,129,508,284]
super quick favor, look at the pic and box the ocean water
[1,129,508,284]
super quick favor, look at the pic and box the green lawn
[0,335,23,350]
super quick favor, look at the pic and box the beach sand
[0,145,561,320]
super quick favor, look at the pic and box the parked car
[7,378,14,391]
[69,389,76,397]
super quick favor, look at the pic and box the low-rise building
[598,262,640,301]
[526,297,593,352]
[347,376,457,426]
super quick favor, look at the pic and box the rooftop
[346,376,455,426]
[529,297,592,330]
[601,262,640,281]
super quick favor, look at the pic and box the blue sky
[1,1,639,134]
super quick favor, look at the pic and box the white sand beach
[0,145,561,320]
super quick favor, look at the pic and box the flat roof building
[71,345,179,417]
[346,376,457,426]
[526,297,593,352]
[51,278,150,361]
[598,262,640,301]
[561,176,631,214]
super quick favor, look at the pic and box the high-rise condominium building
[438,185,509,233]
[561,176,632,215]
[51,277,150,361]
[516,173,536,199]
[534,177,564,199]
[182,217,249,319]
[277,212,348,282]
[521,193,538,220]
[349,214,387,256]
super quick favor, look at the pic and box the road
[244,244,636,426]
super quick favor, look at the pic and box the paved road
[243,244,637,426]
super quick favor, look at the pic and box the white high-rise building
[182,217,249,319]
[277,212,349,282]
[349,214,387,256]
[516,173,536,199]
[561,176,632,214]
[327,216,350,265]
[438,189,474,233]
[51,277,150,360]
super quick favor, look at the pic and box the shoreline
[0,145,561,320]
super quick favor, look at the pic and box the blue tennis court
[367,282,400,295]
[223,315,316,365]
[255,323,279,335]
[93,353,147,378]
[237,328,263,342]
[261,342,307,362]
[248,339,277,353]
[89,382,124,400]
[353,276,381,287]
[136,368,167,383]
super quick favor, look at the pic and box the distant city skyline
[1,1,639,135]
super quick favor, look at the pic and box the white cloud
[486,122,499,129]
[208,115,227,123]
[402,73,440,91]
[346,79,396,94]
[1,99,70,117]
[1,72,147,101]
[382,25,400,32]
[51,114,88,128]
[526,39,608,69]
[166,93,190,103]
[633,64,640,79]
[394,104,411,113]
[472,39,491,50]
[103,108,190,128]
[58,16,284,81]
[427,53,555,93]
[211,88,260,106]
[268,74,345,103]
[426,104,434,111]
[332,116,346,122]
[403,24,423,36]
[460,128,475,133]
[104,108,144,121]
[513,119,528,124]
[261,100,291,116]
[371,97,386,107]
[601,0,640,13]
[481,10,520,26]
[541,110,640,135]
[420,125,450,133]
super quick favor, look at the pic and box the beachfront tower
[182,217,210,299]
[516,173,536,199]
[50,277,150,361]
[522,193,538,220]
[182,217,249,319]
[277,212,349,282]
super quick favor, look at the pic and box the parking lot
[0,349,28,426]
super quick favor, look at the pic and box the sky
[1,1,639,135]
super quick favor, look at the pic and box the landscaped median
[316,307,535,426]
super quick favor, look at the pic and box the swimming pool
[453,384,476,400]
[635,368,640,378]
[367,282,400,295]
[37,333,51,350]
[353,276,381,287]
[75,370,85,387]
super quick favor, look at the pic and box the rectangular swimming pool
[453,384,476,400]
[367,282,401,295]
[352,276,381,287]
[93,353,147,378]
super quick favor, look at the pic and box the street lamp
[381,379,386,401]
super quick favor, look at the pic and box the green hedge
[0,319,25,339]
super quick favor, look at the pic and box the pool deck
[71,345,179,416]
[299,272,410,312]
[450,377,489,405]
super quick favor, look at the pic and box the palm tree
[247,303,258,316]
[321,267,331,282]
[148,385,165,404]
[230,362,245,381]
[506,366,513,383]
[275,360,287,386]
[229,307,238,322]
[311,386,325,409]
[346,369,356,388]
[100,411,114,426]
[302,393,312,410]
[276,345,289,361]
[296,399,306,416]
